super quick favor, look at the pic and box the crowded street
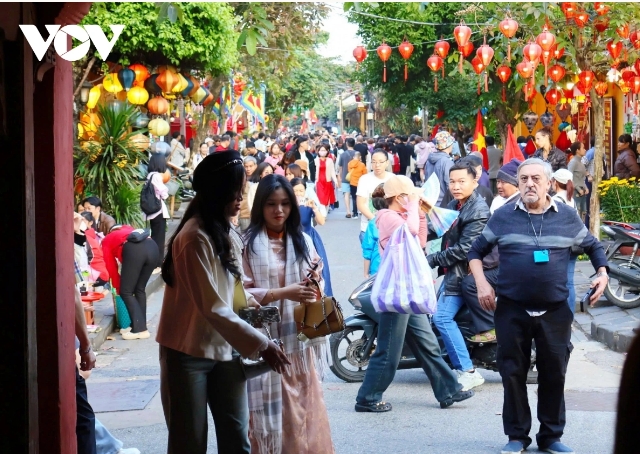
[85,204,623,454]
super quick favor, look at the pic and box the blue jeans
[359,230,365,245]
[356,299,462,405]
[95,418,123,454]
[433,287,473,371]
[567,255,577,314]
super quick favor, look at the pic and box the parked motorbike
[329,275,538,384]
[600,220,640,309]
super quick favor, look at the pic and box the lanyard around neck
[527,211,544,248]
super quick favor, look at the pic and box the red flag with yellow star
[470,109,488,170]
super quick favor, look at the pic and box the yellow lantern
[87,84,102,109]
[148,118,170,137]
[103,73,123,94]
[157,64,178,74]
[127,86,150,105]
[191,86,207,104]
[130,133,150,151]
[172,73,189,93]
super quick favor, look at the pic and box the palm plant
[75,102,147,227]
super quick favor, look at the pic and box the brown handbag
[293,279,345,342]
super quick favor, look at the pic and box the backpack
[392,153,400,174]
[140,173,162,215]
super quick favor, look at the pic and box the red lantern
[128,63,149,83]
[496,65,512,102]
[398,40,414,82]
[549,64,566,83]
[578,70,595,93]
[434,40,450,59]
[516,60,534,79]
[353,46,368,69]
[459,41,474,58]
[635,60,640,75]
[377,42,392,82]
[595,81,609,97]
[621,68,636,82]
[147,96,169,115]
[545,88,560,105]
[573,11,589,27]
[523,80,537,104]
[594,2,610,15]
[523,42,542,65]
[471,56,485,94]
[499,16,519,60]
[594,17,609,34]
[617,24,630,40]
[476,42,494,67]
[536,27,556,52]
[632,77,640,95]
[454,21,472,72]
[561,2,578,21]
[552,45,565,60]
[427,54,444,92]
[607,40,622,61]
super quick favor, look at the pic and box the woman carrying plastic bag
[354,176,474,413]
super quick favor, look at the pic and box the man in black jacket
[396,136,413,176]
[354,135,369,166]
[427,161,490,392]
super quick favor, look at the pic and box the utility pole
[339,94,344,134]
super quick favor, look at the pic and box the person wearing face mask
[314,144,338,215]
[427,162,491,392]
[355,175,474,412]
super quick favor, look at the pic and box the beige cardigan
[156,216,268,360]
[315,156,338,185]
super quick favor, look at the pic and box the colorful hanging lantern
[635,60,640,75]
[171,73,189,94]
[459,41,474,58]
[523,81,537,106]
[427,54,443,91]
[561,2,578,21]
[86,84,101,110]
[187,75,201,97]
[471,56,485,95]
[552,45,565,60]
[578,70,595,93]
[191,86,208,104]
[618,79,630,94]
[498,16,518,61]
[523,41,542,65]
[476,39,494,67]
[202,89,214,107]
[398,40,415,82]
[156,70,179,93]
[180,75,195,98]
[126,86,149,105]
[573,11,589,27]
[454,21,472,71]
[147,96,169,115]
[631,77,640,95]
[117,68,135,92]
[353,45,368,69]
[376,42,392,82]
[434,39,450,59]
[103,73,123,94]
[594,2,610,15]
[516,60,534,79]
[632,31,640,50]
[545,88,560,105]
[144,74,161,95]
[536,27,556,52]
[621,68,636,82]
[129,63,149,83]
[594,81,609,97]
[594,17,609,34]
[617,24,630,40]
[549,64,566,83]
[496,64,512,102]
[607,40,623,64]
[130,133,150,152]
[148,118,170,137]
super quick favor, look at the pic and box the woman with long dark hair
[144,153,170,271]
[614,133,640,179]
[156,152,290,454]
[242,174,334,454]
[290,135,316,183]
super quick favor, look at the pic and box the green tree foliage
[82,2,239,74]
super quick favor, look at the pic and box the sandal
[354,401,392,413]
[468,329,497,343]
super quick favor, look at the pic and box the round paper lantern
[631,31,640,47]
[516,60,534,79]
[549,64,566,83]
[398,40,414,82]
[631,77,640,95]
[459,41,474,58]
[434,40,450,59]
[618,79,631,94]
[202,89,214,106]
[496,65,512,101]
[172,73,189,94]
[607,40,623,61]
[156,70,179,93]
[180,75,195,97]
[132,112,150,129]
[523,42,542,65]
[595,81,609,97]
[594,2,610,15]
[552,45,565,60]
[476,42,494,67]
[471,56,485,75]
[523,81,537,103]
[147,96,169,115]
[86,84,101,109]
[129,64,149,83]
[561,2,578,21]
[594,17,609,34]
[578,70,595,93]
[157,65,178,74]
[130,133,150,151]
[573,11,589,27]
[376,42,392,82]
[191,86,207,104]
[148,118,170,137]
[635,60,640,75]
[117,68,135,92]
[536,27,556,52]
[454,21,472,72]
[353,45,367,69]
[427,54,444,91]
[103,73,123,94]
[498,16,518,61]
[144,74,161,95]
[545,88,560,105]
[617,24,630,40]
[127,86,149,105]
[621,68,636,82]
[187,75,201,97]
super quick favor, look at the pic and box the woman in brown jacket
[614,134,640,179]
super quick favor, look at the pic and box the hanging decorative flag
[471,109,488,170]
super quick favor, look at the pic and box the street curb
[591,320,638,353]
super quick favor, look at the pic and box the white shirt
[356,171,394,231]
[254,139,267,153]
[489,191,520,214]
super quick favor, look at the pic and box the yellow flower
[630,177,636,181]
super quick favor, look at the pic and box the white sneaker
[119,327,132,335]
[122,330,150,340]
[118,449,141,454]
[457,369,485,391]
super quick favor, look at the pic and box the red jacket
[101,225,134,293]
[85,228,109,282]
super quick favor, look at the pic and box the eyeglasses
[519,175,542,184]
[371,160,388,165]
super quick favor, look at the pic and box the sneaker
[541,442,574,454]
[501,440,525,454]
[119,327,132,335]
[354,401,392,412]
[457,369,485,391]
[352,213,359,219]
[122,330,150,340]
[118,449,141,454]
[439,389,474,408]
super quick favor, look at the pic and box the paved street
[89,204,624,454]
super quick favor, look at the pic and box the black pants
[149,215,166,268]
[349,185,358,216]
[461,267,498,333]
[76,367,96,454]
[121,239,159,333]
[584,180,592,228]
[495,298,573,449]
